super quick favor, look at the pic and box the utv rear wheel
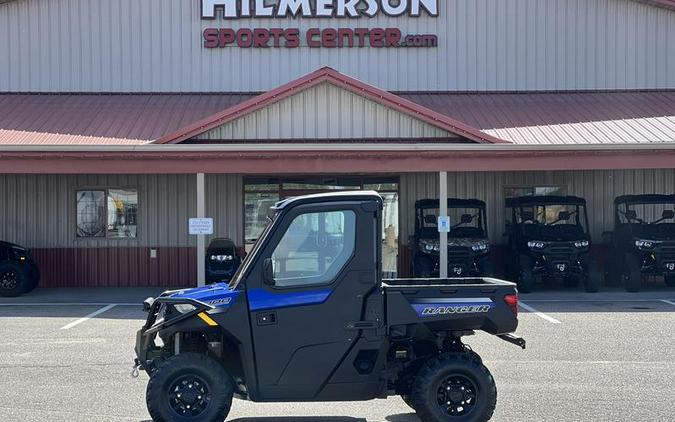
[411,353,496,422]
[146,353,234,422]
[0,261,28,297]
[518,255,535,293]
[624,254,642,293]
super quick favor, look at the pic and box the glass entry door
[244,176,399,277]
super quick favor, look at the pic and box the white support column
[439,171,448,279]
[197,173,206,287]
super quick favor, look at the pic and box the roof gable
[155,67,507,144]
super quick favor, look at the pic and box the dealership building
[1,0,675,288]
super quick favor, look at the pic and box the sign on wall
[189,218,214,235]
[201,0,439,49]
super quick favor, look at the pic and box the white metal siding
[1,0,673,92]
[0,173,243,248]
[400,169,675,246]
[195,83,453,140]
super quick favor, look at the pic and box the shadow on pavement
[385,413,420,421]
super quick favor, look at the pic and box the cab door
[246,200,378,401]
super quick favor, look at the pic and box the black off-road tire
[624,254,642,293]
[146,353,235,422]
[414,255,434,278]
[584,261,602,293]
[477,257,495,278]
[0,261,29,297]
[401,394,416,411]
[664,275,675,287]
[410,353,497,422]
[518,255,535,293]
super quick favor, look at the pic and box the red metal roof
[154,67,507,145]
[0,93,254,145]
[401,91,675,145]
[1,90,674,146]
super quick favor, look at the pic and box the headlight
[472,241,490,252]
[574,240,590,248]
[419,240,440,252]
[527,241,546,249]
[635,239,658,250]
[173,304,197,314]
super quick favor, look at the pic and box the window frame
[264,204,358,291]
[74,187,140,240]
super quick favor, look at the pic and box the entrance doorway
[244,176,400,277]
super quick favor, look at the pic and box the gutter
[2,142,675,153]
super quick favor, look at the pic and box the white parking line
[60,304,118,330]
[519,301,562,324]
[661,299,675,307]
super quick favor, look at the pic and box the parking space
[0,289,674,422]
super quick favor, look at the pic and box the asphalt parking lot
[1,287,674,422]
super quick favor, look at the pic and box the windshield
[418,206,486,238]
[228,211,277,289]
[513,204,587,230]
[617,201,675,226]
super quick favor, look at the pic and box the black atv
[504,196,601,293]
[412,199,493,278]
[605,194,675,292]
[205,238,242,285]
[0,241,40,297]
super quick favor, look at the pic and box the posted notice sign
[437,216,450,233]
[189,218,214,235]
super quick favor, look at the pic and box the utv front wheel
[414,255,434,278]
[0,261,28,297]
[518,255,535,293]
[584,261,602,293]
[665,275,675,287]
[146,353,234,422]
[624,254,642,293]
[411,353,496,422]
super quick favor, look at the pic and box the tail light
[504,294,519,316]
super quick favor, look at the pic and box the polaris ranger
[504,196,601,293]
[606,194,675,292]
[134,192,525,422]
[413,199,494,278]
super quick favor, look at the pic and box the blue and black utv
[134,191,524,422]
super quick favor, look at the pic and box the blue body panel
[247,288,333,311]
[167,283,241,308]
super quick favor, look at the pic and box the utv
[134,192,525,422]
[205,238,242,285]
[606,194,675,292]
[0,241,40,297]
[413,199,493,278]
[504,196,601,293]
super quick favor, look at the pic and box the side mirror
[558,211,571,221]
[263,258,275,286]
[663,210,675,220]
[625,210,637,221]
[424,215,437,225]
[460,214,473,224]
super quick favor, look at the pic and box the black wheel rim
[436,374,478,417]
[167,374,211,418]
[0,270,18,290]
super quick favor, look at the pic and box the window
[504,185,566,198]
[76,189,138,238]
[271,210,356,287]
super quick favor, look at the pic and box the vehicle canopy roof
[206,238,237,250]
[614,194,675,206]
[415,198,486,209]
[272,190,383,211]
[506,195,587,208]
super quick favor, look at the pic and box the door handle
[256,311,277,326]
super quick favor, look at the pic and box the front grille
[657,243,675,261]
[547,244,574,256]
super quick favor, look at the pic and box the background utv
[504,196,601,293]
[412,198,493,278]
[606,194,675,292]
[0,241,40,297]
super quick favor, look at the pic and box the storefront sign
[189,218,214,235]
[201,0,439,49]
